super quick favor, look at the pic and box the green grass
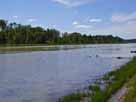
[0,43,49,47]
[121,74,136,102]
[0,44,61,53]
[59,57,136,102]
[89,84,100,92]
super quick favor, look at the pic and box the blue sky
[0,0,136,39]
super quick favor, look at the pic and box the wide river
[0,44,136,102]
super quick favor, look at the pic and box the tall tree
[0,19,7,31]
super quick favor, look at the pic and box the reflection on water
[0,44,136,102]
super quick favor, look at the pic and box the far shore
[0,43,136,54]
[0,43,136,47]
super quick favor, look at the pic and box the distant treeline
[0,19,134,45]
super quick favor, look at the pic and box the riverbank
[0,44,88,53]
[59,56,136,102]
[108,72,136,102]
[120,73,136,102]
[0,43,136,47]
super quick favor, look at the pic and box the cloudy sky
[0,0,136,39]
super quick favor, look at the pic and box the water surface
[0,44,136,102]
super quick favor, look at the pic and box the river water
[0,44,136,102]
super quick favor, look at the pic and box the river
[0,44,136,102]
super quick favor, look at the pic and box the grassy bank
[0,43,134,47]
[0,44,50,47]
[59,57,136,102]
[0,44,86,53]
[121,74,136,102]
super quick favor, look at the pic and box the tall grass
[121,74,136,102]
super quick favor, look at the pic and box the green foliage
[89,85,100,92]
[91,57,136,102]
[122,74,136,102]
[0,19,125,45]
[0,19,7,31]
[59,93,86,102]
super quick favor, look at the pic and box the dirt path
[108,86,127,102]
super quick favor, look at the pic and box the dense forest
[0,19,132,45]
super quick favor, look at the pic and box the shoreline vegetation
[0,45,87,53]
[0,43,136,47]
[1,44,136,54]
[0,19,136,46]
[59,57,136,102]
[121,72,136,102]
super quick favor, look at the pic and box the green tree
[0,19,7,31]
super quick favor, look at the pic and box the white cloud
[91,21,136,38]
[53,0,94,7]
[13,16,18,18]
[70,12,136,38]
[89,18,102,23]
[74,24,92,29]
[72,21,78,25]
[72,21,92,29]
[28,18,37,22]
[111,12,136,23]
[52,24,57,28]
